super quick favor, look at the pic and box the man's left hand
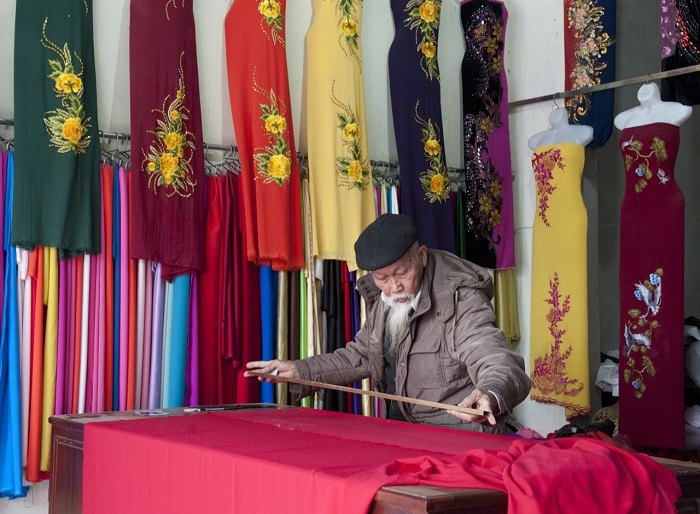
[447,388,498,426]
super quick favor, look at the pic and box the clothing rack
[0,118,470,187]
[508,64,700,109]
[4,64,700,179]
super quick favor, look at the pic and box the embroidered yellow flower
[264,114,287,134]
[485,36,499,54]
[348,160,364,183]
[490,178,502,197]
[419,0,438,22]
[163,131,183,151]
[491,56,503,74]
[406,0,440,80]
[415,101,448,203]
[258,0,285,46]
[341,17,358,37]
[42,18,92,154]
[159,153,179,182]
[480,116,495,135]
[342,122,359,141]
[337,1,361,64]
[424,138,441,156]
[429,173,446,195]
[268,153,291,181]
[253,83,293,186]
[61,117,83,145]
[421,41,436,59]
[55,72,82,94]
[258,0,281,19]
[143,54,196,198]
[333,91,370,190]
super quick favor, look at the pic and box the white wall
[0,0,573,510]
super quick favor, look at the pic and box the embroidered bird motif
[634,279,662,319]
[620,135,635,151]
[624,323,651,356]
[657,169,669,184]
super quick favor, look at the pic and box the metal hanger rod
[509,64,700,109]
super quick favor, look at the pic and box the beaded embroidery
[462,5,505,249]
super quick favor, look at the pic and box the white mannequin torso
[614,83,692,130]
[527,107,594,150]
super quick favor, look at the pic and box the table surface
[49,405,700,514]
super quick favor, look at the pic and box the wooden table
[49,406,700,514]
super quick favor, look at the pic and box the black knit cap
[354,214,417,271]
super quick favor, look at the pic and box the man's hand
[447,388,498,426]
[244,360,300,382]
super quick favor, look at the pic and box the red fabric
[224,0,304,271]
[83,408,680,514]
[231,175,261,403]
[197,176,223,404]
[197,175,260,404]
[129,0,206,279]
[26,249,46,482]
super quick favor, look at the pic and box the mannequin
[614,82,692,130]
[528,105,592,419]
[527,107,594,150]
[615,79,690,448]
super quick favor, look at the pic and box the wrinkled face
[370,244,428,301]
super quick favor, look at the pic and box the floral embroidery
[41,18,92,155]
[531,273,585,398]
[142,52,196,198]
[405,0,441,80]
[565,0,614,122]
[621,135,668,192]
[531,148,565,227]
[623,269,663,399]
[331,83,370,190]
[337,0,362,65]
[258,0,285,46]
[166,0,186,21]
[252,71,292,186]
[415,101,449,203]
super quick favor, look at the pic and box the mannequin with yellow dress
[528,107,593,419]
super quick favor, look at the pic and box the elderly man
[245,214,530,433]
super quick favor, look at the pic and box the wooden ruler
[246,371,490,417]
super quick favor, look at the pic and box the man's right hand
[244,360,300,382]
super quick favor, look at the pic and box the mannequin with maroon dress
[615,82,691,448]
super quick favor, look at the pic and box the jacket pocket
[407,325,446,388]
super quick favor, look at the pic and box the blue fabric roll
[166,274,190,407]
[259,266,277,403]
[0,152,28,499]
[112,164,121,407]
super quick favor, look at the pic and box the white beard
[383,294,415,354]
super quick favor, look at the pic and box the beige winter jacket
[295,250,530,433]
